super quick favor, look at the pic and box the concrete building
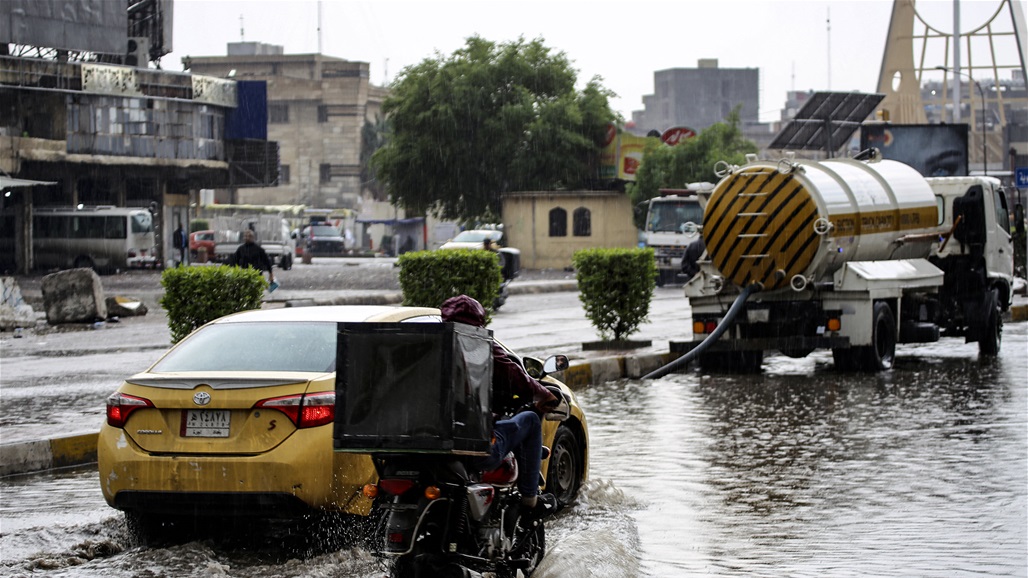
[184,43,388,210]
[630,59,760,137]
[0,0,271,274]
[502,191,637,270]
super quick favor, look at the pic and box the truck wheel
[698,351,762,373]
[859,301,896,371]
[978,300,1001,356]
[832,348,856,371]
[280,253,292,270]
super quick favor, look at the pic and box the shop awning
[0,177,57,189]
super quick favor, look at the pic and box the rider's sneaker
[520,493,559,525]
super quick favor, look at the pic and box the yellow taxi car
[98,305,588,537]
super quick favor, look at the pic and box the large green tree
[628,109,758,210]
[360,114,388,201]
[372,36,617,222]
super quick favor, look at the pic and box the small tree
[398,250,502,322]
[573,248,657,341]
[160,266,266,343]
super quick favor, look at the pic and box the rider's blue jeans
[479,411,543,498]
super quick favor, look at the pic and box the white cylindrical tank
[702,157,939,292]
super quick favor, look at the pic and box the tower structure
[876,0,1028,172]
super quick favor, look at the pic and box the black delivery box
[333,321,493,455]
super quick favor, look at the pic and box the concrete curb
[0,432,98,477]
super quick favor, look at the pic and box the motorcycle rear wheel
[503,520,545,577]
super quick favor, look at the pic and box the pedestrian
[229,229,275,284]
[172,222,187,266]
[439,294,561,520]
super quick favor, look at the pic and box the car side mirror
[543,355,569,375]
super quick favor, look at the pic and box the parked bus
[32,206,158,271]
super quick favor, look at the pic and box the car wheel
[125,511,182,546]
[546,425,581,505]
[73,256,95,271]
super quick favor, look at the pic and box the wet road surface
[2,320,1024,576]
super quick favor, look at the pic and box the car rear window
[152,322,338,373]
[308,226,339,236]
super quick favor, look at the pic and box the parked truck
[211,214,295,270]
[675,152,1017,373]
[640,186,709,286]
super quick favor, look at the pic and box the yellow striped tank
[702,157,940,292]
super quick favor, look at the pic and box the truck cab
[642,184,710,286]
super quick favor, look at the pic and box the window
[269,103,289,124]
[105,216,126,239]
[573,207,591,237]
[993,187,1009,232]
[279,165,290,185]
[549,207,567,237]
[320,164,331,183]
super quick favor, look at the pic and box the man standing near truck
[230,229,275,284]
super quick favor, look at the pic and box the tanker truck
[672,152,1015,373]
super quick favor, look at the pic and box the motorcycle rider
[440,294,561,520]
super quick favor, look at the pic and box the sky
[164,0,1020,123]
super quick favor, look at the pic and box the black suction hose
[642,283,758,380]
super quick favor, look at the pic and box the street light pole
[936,65,987,175]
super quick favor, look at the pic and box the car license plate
[183,409,230,437]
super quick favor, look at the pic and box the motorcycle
[363,357,570,578]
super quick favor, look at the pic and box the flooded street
[2,311,1025,576]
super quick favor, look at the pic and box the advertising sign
[861,124,969,177]
[660,126,697,146]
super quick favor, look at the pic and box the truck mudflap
[670,335,850,355]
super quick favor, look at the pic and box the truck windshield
[647,200,703,233]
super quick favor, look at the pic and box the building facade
[631,59,760,137]
[185,43,388,210]
[502,191,637,270]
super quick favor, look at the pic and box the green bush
[160,266,267,343]
[398,250,501,321]
[189,219,209,233]
[572,247,657,341]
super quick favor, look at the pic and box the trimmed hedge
[572,247,657,341]
[398,249,502,321]
[160,266,267,343]
[189,219,209,233]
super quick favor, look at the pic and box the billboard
[600,124,697,182]
[861,124,969,177]
[0,0,126,55]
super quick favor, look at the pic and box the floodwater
[2,323,1025,577]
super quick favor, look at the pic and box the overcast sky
[165,0,1018,123]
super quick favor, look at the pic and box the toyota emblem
[193,391,212,406]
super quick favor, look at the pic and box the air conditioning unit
[126,37,150,68]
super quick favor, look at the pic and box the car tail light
[106,392,154,428]
[128,250,137,258]
[254,391,335,428]
[379,478,416,496]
